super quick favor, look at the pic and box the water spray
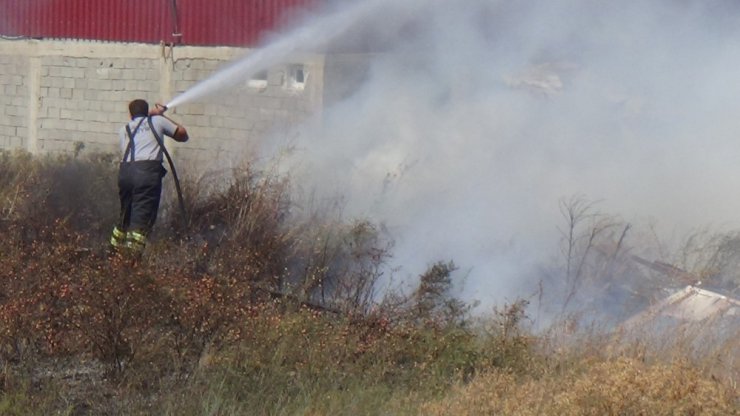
[165,0,403,110]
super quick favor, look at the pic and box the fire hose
[150,104,188,229]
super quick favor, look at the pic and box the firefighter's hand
[149,103,167,116]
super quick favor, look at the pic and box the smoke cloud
[264,0,740,308]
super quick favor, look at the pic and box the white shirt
[118,116,178,162]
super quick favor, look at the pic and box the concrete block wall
[170,53,325,170]
[0,39,327,173]
[38,55,162,155]
[0,54,29,150]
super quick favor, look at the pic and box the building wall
[0,38,326,171]
[0,53,28,150]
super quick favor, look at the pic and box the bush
[0,152,735,415]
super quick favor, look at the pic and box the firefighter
[110,99,189,253]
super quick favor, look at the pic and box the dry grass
[0,151,737,415]
[421,356,737,416]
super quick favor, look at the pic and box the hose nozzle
[156,103,169,113]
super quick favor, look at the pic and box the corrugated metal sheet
[178,0,316,46]
[0,0,170,43]
[0,0,318,46]
[622,285,740,328]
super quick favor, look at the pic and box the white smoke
[265,0,740,307]
[167,0,398,109]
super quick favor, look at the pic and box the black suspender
[123,117,146,162]
[147,117,165,161]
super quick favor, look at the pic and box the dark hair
[128,99,149,118]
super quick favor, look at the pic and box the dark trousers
[118,161,166,234]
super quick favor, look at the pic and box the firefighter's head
[128,99,149,118]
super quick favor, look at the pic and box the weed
[0,151,736,415]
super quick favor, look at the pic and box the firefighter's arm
[150,104,189,142]
[171,125,189,142]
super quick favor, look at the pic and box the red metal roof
[0,0,318,47]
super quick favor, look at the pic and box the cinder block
[9,136,24,149]
[100,102,118,113]
[223,117,248,130]
[93,112,107,123]
[102,79,116,91]
[146,69,159,81]
[182,71,199,82]
[46,107,60,118]
[175,80,192,92]
[209,116,225,128]
[40,118,60,131]
[60,98,76,110]
[125,80,139,91]
[172,60,189,72]
[196,115,210,127]
[95,67,111,80]
[189,60,205,70]
[94,121,115,134]
[86,79,102,90]
[46,56,66,66]
[73,109,89,121]
[64,120,79,130]
[138,81,157,92]
[121,69,136,80]
[108,91,127,101]
[9,114,25,126]
[60,66,76,78]
[183,103,205,115]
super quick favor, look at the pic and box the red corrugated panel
[0,0,319,46]
[178,0,317,46]
[0,0,169,43]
